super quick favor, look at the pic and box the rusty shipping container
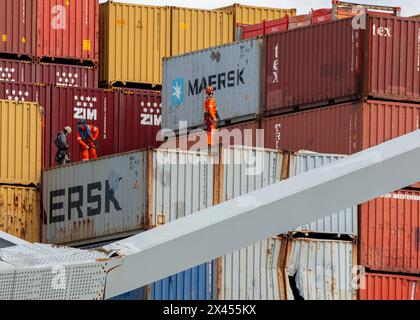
[99,2,171,87]
[170,7,233,57]
[43,148,216,245]
[0,185,40,242]
[0,100,42,186]
[34,63,98,88]
[117,90,162,153]
[262,99,420,155]
[360,190,420,275]
[0,82,51,169]
[218,3,295,39]
[0,0,36,58]
[49,86,118,166]
[36,0,99,63]
[264,15,420,114]
[359,272,420,300]
[282,238,357,300]
[0,58,34,83]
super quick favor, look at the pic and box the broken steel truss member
[2,130,420,300]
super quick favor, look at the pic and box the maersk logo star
[171,78,184,106]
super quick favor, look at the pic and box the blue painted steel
[150,262,213,300]
[110,287,146,300]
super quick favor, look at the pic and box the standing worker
[55,126,72,166]
[77,119,100,161]
[203,86,221,147]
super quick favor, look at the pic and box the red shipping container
[0,0,37,58]
[311,8,332,24]
[36,0,99,63]
[49,86,117,166]
[264,15,420,114]
[117,90,162,153]
[242,17,289,40]
[162,120,262,151]
[360,190,420,274]
[0,58,34,83]
[262,99,420,188]
[0,0,98,63]
[263,99,420,154]
[34,62,98,88]
[0,82,51,168]
[359,272,420,300]
[288,14,311,30]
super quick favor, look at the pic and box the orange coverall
[77,124,99,161]
[204,96,218,146]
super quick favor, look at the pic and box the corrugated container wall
[0,83,50,169]
[117,90,162,153]
[49,86,118,166]
[109,287,146,301]
[360,190,420,275]
[0,59,34,83]
[283,238,357,300]
[148,150,216,228]
[359,273,420,300]
[290,152,358,236]
[36,0,99,63]
[42,151,148,245]
[217,237,286,300]
[0,185,40,243]
[162,38,263,130]
[0,0,36,58]
[262,99,420,155]
[148,262,213,300]
[34,63,98,88]
[218,3,295,39]
[170,7,233,57]
[263,18,362,113]
[263,15,420,114]
[99,3,171,87]
[0,100,42,186]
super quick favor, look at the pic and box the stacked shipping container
[0,100,42,242]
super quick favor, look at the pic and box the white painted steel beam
[1,130,420,300]
[103,130,420,299]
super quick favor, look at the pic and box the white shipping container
[290,151,358,236]
[162,38,263,130]
[43,149,217,246]
[283,238,357,300]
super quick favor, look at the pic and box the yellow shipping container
[0,100,42,187]
[99,2,171,87]
[219,3,296,38]
[0,185,40,242]
[170,7,233,57]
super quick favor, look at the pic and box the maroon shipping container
[262,99,420,154]
[311,8,332,24]
[359,272,420,300]
[0,0,36,58]
[34,63,98,87]
[0,58,34,83]
[360,190,420,275]
[0,0,98,62]
[262,99,420,188]
[163,120,262,151]
[36,0,99,63]
[49,86,117,166]
[0,82,51,167]
[263,15,420,114]
[117,90,162,153]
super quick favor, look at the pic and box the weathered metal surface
[283,238,357,300]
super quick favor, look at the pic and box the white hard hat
[64,126,72,134]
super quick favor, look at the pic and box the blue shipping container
[150,262,213,300]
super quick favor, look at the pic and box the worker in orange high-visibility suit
[204,86,221,147]
[77,119,99,161]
